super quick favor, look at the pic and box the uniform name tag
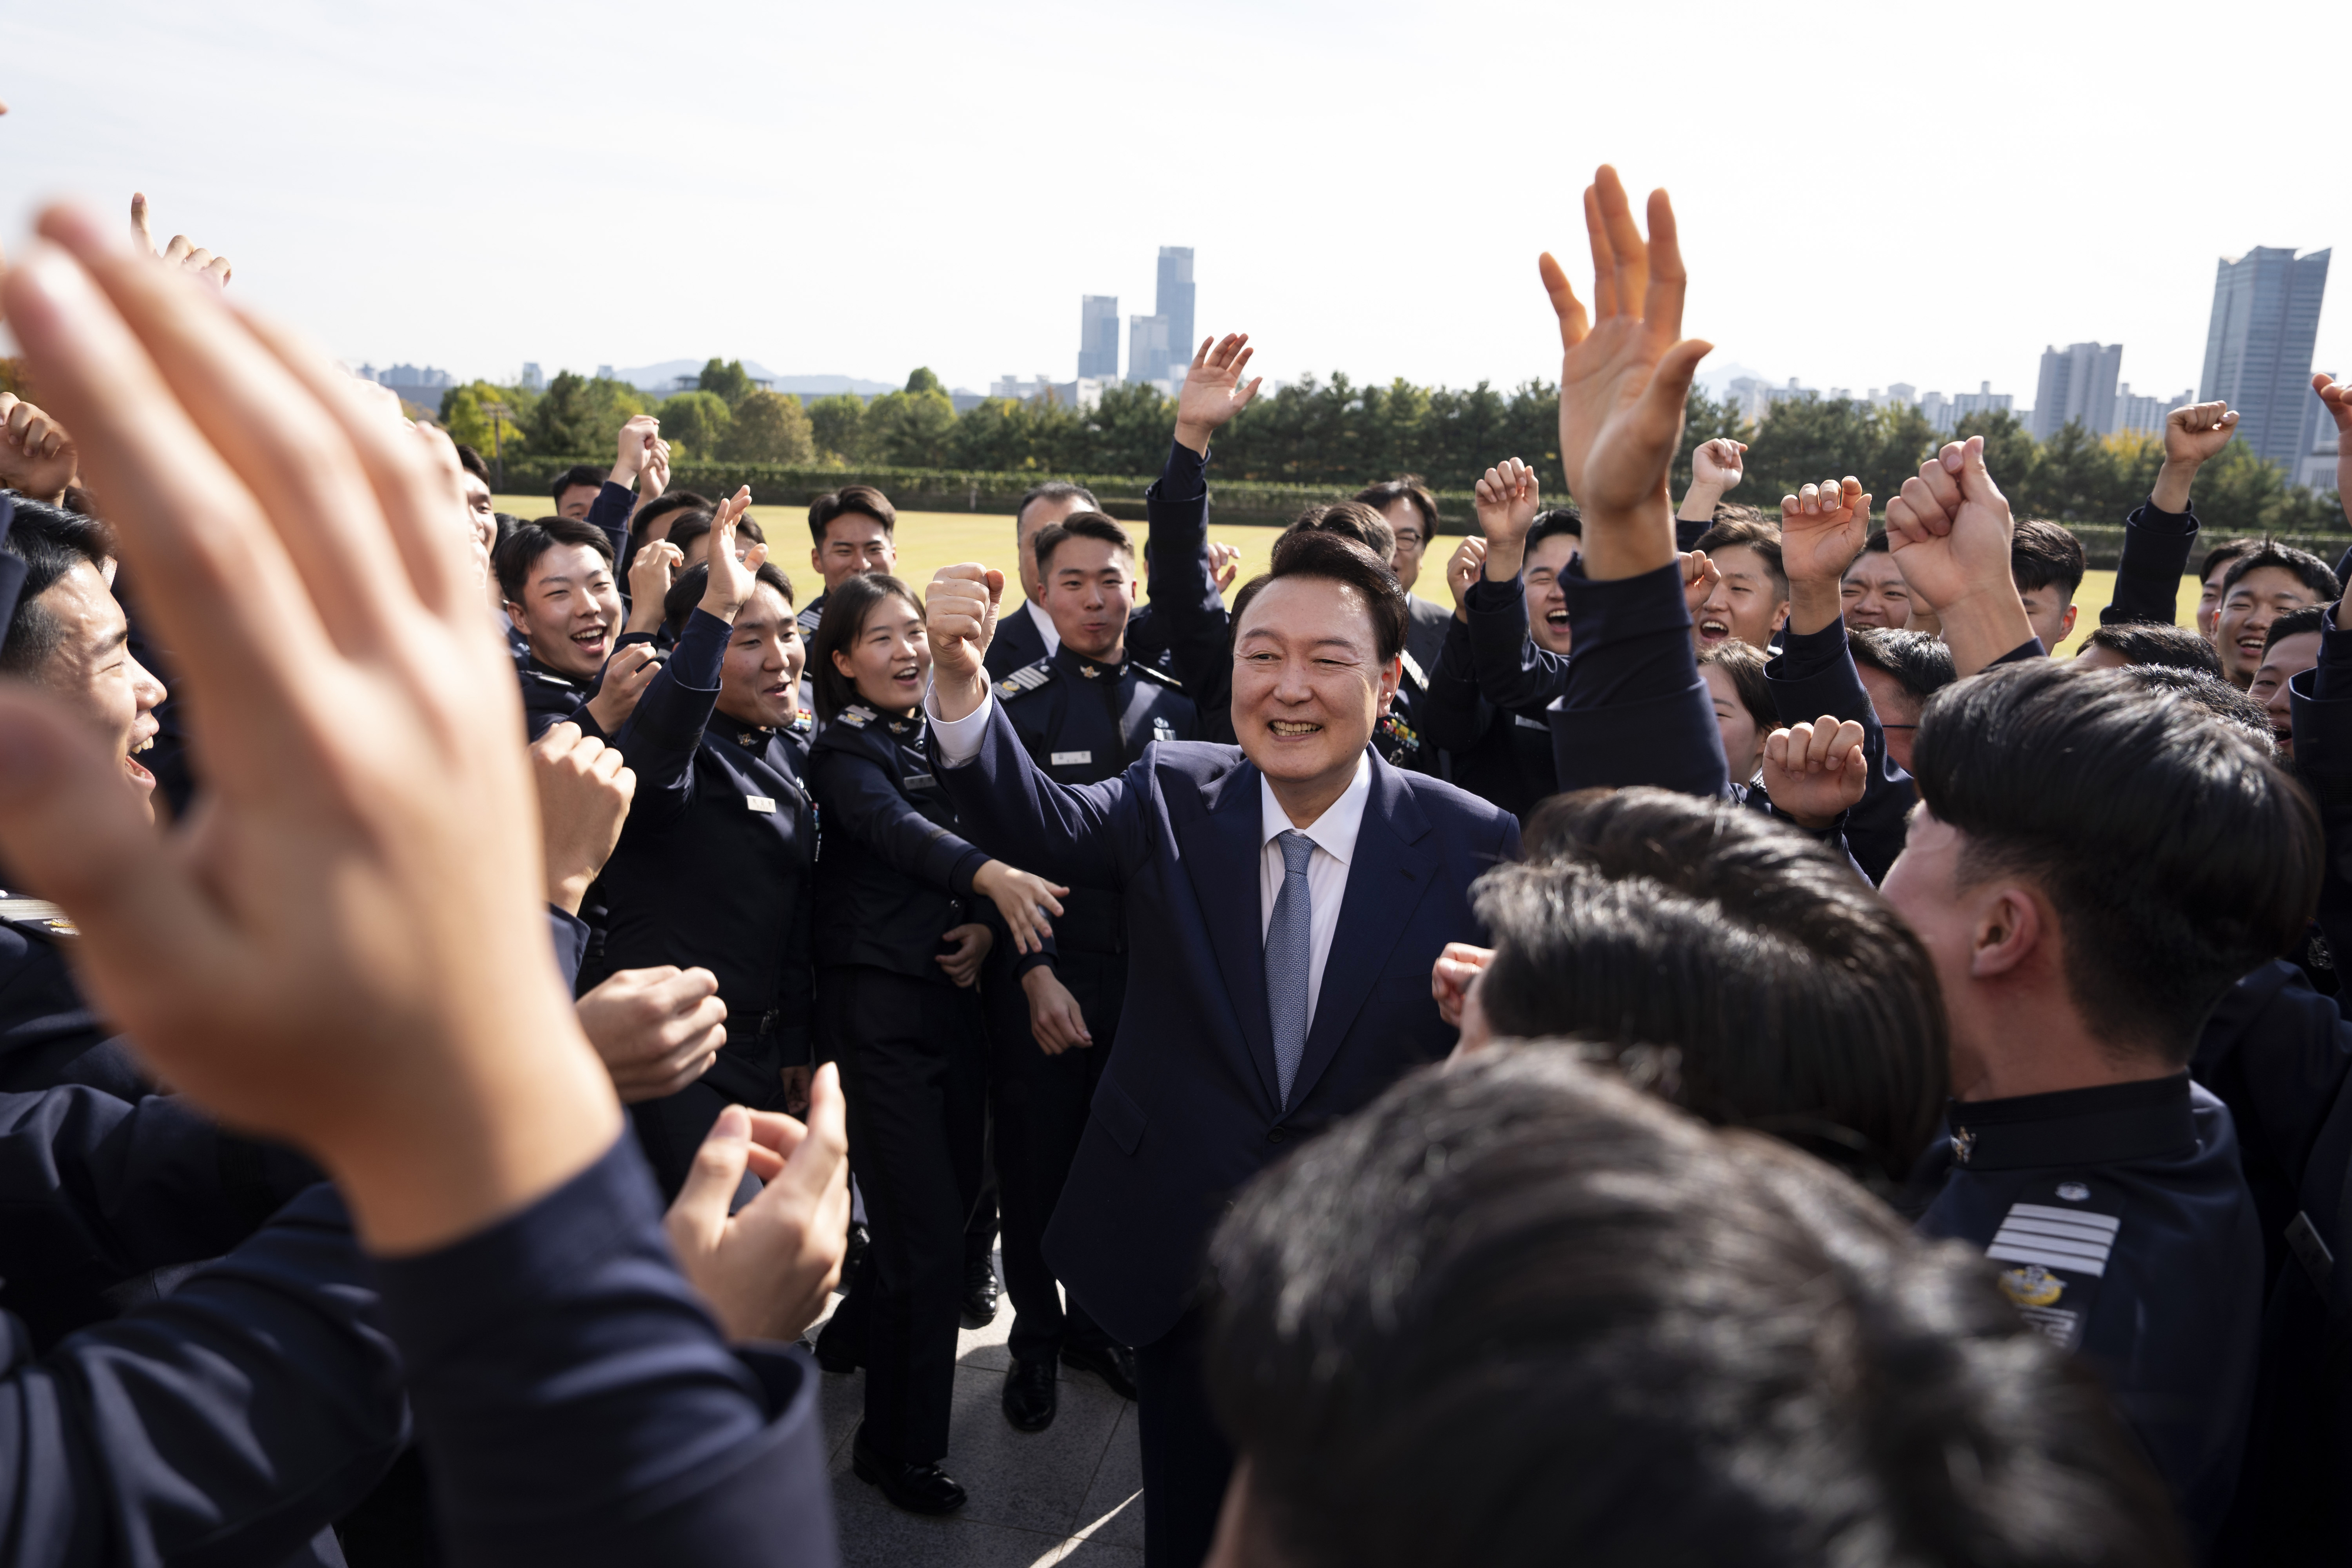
[1051,750,1093,765]
[745,794,776,814]
[1514,714,1548,731]
[904,772,936,790]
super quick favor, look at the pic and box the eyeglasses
[1394,533,1426,551]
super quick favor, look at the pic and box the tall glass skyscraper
[2199,247,2332,468]
[1156,247,1196,369]
[1078,295,1120,379]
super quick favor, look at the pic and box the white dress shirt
[1257,756,1369,1035]
[929,686,1371,1036]
[1023,597,1061,657]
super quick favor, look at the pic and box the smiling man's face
[18,559,166,816]
[1231,575,1399,793]
[1522,533,1578,656]
[509,543,621,680]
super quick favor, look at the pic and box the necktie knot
[1278,830,1315,876]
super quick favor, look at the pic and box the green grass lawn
[497,495,2164,654]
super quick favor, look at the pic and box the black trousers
[1134,1305,1233,1568]
[988,948,1125,1364]
[821,964,987,1466]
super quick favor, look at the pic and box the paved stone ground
[806,1257,1144,1566]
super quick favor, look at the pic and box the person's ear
[1969,884,2045,979]
[2059,603,2079,641]
[1375,653,1402,716]
[810,546,823,575]
[832,648,856,681]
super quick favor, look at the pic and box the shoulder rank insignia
[1983,1191,2123,1353]
[998,660,1056,699]
[1132,661,1184,690]
[1400,649,1427,688]
[796,605,824,634]
[0,895,78,938]
[840,704,875,728]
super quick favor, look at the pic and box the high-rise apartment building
[2030,343,2123,439]
[1078,295,1120,379]
[2199,247,2331,468]
[1156,247,1195,368]
[2113,383,2194,437]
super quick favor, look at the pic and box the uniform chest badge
[1080,663,1101,678]
[1950,1126,1975,1166]
[2056,1182,2091,1202]
[1998,1264,2066,1309]
[1152,718,1177,741]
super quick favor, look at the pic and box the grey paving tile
[1071,1401,1144,1550]
[942,1360,1127,1536]
[1051,1537,1145,1567]
[830,1469,1067,1568]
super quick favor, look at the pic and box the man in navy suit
[922,455,1520,1566]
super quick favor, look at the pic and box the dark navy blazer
[936,702,1519,1347]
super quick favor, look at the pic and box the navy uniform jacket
[1417,614,1555,820]
[515,654,612,744]
[984,599,1184,687]
[1402,593,1452,696]
[1917,1074,2261,1550]
[0,896,146,1099]
[934,701,1519,1348]
[995,643,1198,969]
[1761,620,1916,884]
[2102,496,2200,627]
[589,609,817,1101]
[805,706,993,982]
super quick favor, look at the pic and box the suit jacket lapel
[1287,755,1436,1111]
[1179,759,1282,1112]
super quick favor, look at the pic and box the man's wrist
[607,461,641,490]
[1787,578,1843,637]
[1677,483,1725,522]
[2149,459,2199,514]
[1172,421,1213,457]
[547,873,592,916]
[930,667,988,724]
[1579,504,1677,581]
[1481,540,1528,583]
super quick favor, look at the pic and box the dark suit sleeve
[1144,442,1235,740]
[1416,617,1494,755]
[369,1134,834,1566]
[1463,577,1572,710]
[933,701,1141,892]
[2290,610,2352,971]
[806,744,989,895]
[609,609,727,830]
[550,907,591,994]
[1546,559,1728,799]
[2101,499,2198,627]
[0,1183,406,1568]
[1763,620,1912,884]
[586,480,635,566]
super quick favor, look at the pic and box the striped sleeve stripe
[2007,1203,2119,1232]
[1988,1241,2108,1278]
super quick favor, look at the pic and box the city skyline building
[1077,295,1119,380]
[2030,342,2123,439]
[2199,246,2332,468]
[2114,383,2196,437]
[1128,313,1171,387]
[1157,246,1195,369]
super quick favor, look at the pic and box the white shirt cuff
[924,682,995,767]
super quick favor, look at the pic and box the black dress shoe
[851,1426,967,1514]
[961,1258,1001,1328]
[1061,1339,1139,1401]
[812,1313,862,1374]
[1002,1356,1059,1431]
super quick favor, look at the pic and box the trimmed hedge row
[493,457,2346,573]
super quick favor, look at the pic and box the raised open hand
[1173,333,1262,454]
[925,562,1001,719]
[0,390,77,500]
[1779,477,1871,587]
[1760,716,1867,830]
[1692,437,1746,492]
[1541,166,1711,580]
[0,202,619,1251]
[130,193,232,287]
[1885,436,2033,675]
[697,486,767,620]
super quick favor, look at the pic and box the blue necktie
[1265,830,1316,1109]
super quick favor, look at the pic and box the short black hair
[1488,789,1947,1188]
[1282,500,1395,561]
[1849,626,1956,702]
[552,463,606,504]
[2264,605,2330,654]
[1525,507,1582,554]
[2222,544,2340,603]
[663,559,795,636]
[807,484,896,548]
[1014,480,1100,531]
[1033,511,1133,574]
[664,511,763,564]
[2009,519,2086,599]
[1207,1046,2187,1568]
[1,496,115,676]
[1696,638,1775,737]
[2200,537,2262,584]
[1847,529,1893,563]
[2082,621,2224,677]
[1691,516,1785,594]
[2112,665,2276,753]
[1352,476,1437,536]
[1230,527,1410,664]
[1913,660,2320,1062]
[632,490,714,542]
[454,443,490,483]
[807,572,923,727]
[494,516,615,604]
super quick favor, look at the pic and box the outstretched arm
[1147,335,1262,735]
[2106,402,2236,627]
[1676,436,1745,550]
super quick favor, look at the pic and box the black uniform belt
[1946,1072,2196,1171]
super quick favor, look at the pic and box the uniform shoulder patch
[0,895,77,938]
[839,704,876,728]
[1132,661,1184,690]
[1983,1184,2124,1353]
[999,658,1057,698]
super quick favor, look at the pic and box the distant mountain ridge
[613,360,898,398]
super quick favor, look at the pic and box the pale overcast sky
[4,0,2345,411]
